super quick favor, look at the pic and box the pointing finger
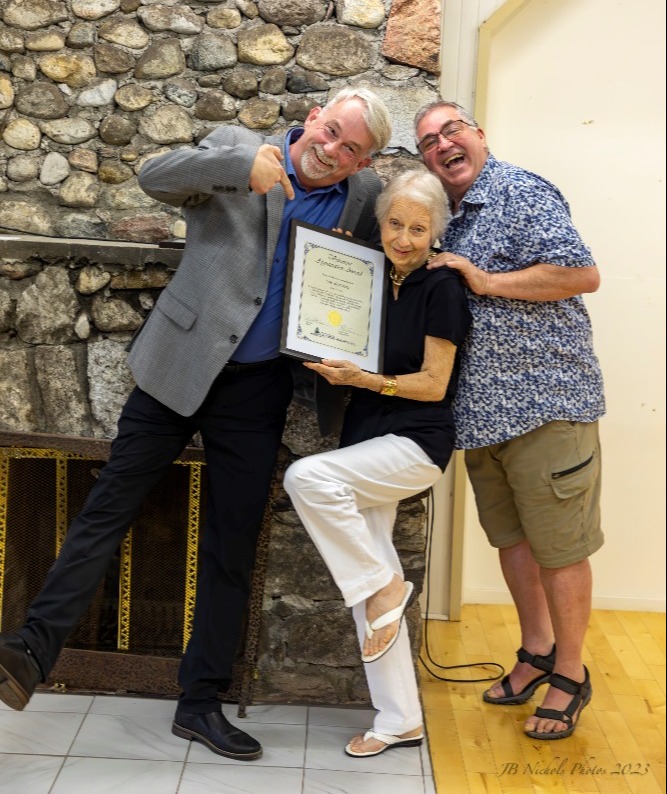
[280,170,295,200]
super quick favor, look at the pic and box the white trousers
[283,434,441,734]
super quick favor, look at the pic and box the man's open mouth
[444,153,465,168]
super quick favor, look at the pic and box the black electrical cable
[418,486,505,683]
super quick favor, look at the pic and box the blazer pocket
[156,288,197,331]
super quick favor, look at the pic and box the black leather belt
[223,359,280,374]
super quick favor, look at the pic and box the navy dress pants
[18,358,293,712]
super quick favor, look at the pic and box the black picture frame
[280,220,387,373]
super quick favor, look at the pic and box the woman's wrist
[380,376,398,396]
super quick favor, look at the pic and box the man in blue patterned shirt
[415,100,605,740]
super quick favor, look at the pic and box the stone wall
[0,0,442,241]
[0,235,177,435]
[0,234,429,704]
[0,0,441,703]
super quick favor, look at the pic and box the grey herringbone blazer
[130,125,382,420]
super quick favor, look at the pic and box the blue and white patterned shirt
[442,155,605,449]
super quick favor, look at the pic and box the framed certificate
[280,221,387,373]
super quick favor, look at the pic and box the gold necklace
[389,266,408,287]
[390,251,437,288]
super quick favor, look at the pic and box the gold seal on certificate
[281,221,387,372]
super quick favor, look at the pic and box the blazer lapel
[265,133,287,275]
[338,171,369,231]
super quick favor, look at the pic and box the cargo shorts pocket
[550,451,596,499]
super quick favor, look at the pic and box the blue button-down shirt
[443,155,605,449]
[232,128,348,363]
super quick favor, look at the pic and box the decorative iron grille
[0,431,268,715]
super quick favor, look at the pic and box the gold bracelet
[380,376,398,396]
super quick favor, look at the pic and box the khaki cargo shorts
[464,420,604,568]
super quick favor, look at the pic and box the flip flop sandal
[344,729,424,757]
[361,581,415,664]
[483,644,556,705]
[524,665,592,740]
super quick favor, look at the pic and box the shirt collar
[456,153,499,210]
[284,127,345,195]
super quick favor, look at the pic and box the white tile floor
[0,692,436,793]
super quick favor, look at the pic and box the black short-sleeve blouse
[340,262,472,470]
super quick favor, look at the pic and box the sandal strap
[534,706,574,726]
[538,666,591,722]
[499,674,515,699]
[549,666,591,697]
[367,582,415,633]
[549,671,584,696]
[364,730,400,746]
[369,604,405,632]
[517,644,556,673]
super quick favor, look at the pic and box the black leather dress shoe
[0,633,42,711]
[172,708,262,760]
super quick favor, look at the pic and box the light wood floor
[419,604,666,794]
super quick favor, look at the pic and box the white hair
[324,87,392,153]
[375,169,450,244]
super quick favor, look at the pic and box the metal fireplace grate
[0,431,269,715]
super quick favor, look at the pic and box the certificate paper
[281,221,387,372]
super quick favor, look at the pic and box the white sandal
[344,729,424,757]
[361,581,415,664]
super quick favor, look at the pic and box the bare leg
[484,540,555,700]
[524,558,591,735]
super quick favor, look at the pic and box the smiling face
[381,197,433,275]
[416,106,488,208]
[289,99,375,189]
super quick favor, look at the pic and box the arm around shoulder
[486,262,600,301]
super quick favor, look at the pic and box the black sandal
[483,644,556,705]
[524,665,592,740]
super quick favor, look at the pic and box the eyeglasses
[320,123,363,161]
[417,120,474,155]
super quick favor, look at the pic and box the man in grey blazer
[0,88,391,759]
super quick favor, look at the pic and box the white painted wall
[440,0,505,110]
[437,0,666,611]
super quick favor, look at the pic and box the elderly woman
[283,170,472,757]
